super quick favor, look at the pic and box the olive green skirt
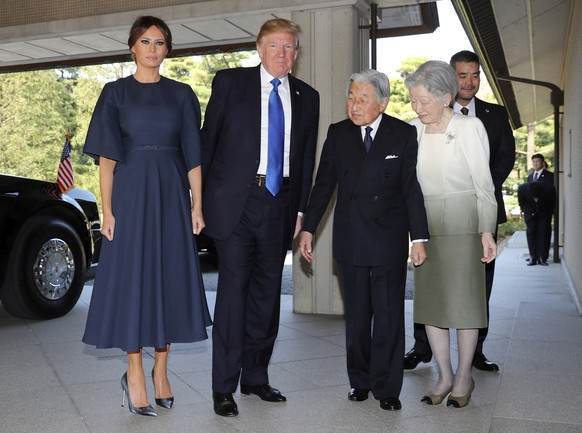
[413,233,487,329]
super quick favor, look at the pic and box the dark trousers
[211,185,290,393]
[337,260,406,399]
[526,215,552,262]
[412,231,497,358]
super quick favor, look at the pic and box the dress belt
[130,145,178,151]
[423,190,476,200]
[255,174,290,187]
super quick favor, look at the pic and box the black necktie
[461,107,469,115]
[364,126,373,153]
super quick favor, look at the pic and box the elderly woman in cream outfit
[405,60,497,408]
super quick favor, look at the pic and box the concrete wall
[291,4,370,315]
[561,0,582,313]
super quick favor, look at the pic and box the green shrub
[498,216,526,241]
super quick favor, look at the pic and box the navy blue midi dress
[82,75,212,352]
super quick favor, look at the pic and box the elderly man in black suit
[299,69,429,411]
[201,18,320,417]
[521,153,555,265]
[404,50,516,373]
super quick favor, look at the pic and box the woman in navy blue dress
[83,16,212,417]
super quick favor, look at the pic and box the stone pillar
[291,3,370,315]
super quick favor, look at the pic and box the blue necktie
[267,78,284,196]
[364,126,373,153]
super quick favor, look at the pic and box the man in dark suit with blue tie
[527,153,554,184]
[299,69,429,411]
[521,153,555,265]
[404,50,516,373]
[201,18,320,417]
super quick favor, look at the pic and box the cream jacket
[410,114,497,236]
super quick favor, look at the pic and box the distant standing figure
[82,16,212,417]
[527,153,554,184]
[520,153,555,265]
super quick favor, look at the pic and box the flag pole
[57,129,75,193]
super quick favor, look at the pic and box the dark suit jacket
[527,169,554,184]
[474,97,516,225]
[201,66,320,241]
[302,114,429,267]
[518,181,556,222]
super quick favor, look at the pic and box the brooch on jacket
[445,132,455,144]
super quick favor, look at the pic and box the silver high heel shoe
[121,372,157,416]
[151,368,174,409]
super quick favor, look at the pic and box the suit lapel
[288,76,301,162]
[249,67,262,150]
[475,97,492,120]
[345,122,365,160]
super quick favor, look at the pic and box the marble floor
[1,231,581,433]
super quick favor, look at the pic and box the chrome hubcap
[33,238,75,300]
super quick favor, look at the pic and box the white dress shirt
[453,99,476,117]
[359,114,383,141]
[258,65,292,177]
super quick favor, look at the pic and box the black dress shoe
[348,388,370,401]
[403,349,431,370]
[539,260,549,266]
[240,384,286,402]
[472,353,499,372]
[527,259,538,266]
[212,392,239,417]
[379,397,402,411]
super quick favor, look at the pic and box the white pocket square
[385,154,398,159]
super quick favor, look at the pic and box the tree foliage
[0,70,75,181]
[163,51,253,119]
[0,52,250,209]
[385,57,427,122]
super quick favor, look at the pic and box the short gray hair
[346,69,391,103]
[404,60,459,101]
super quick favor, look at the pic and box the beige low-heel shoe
[421,385,453,405]
[446,379,475,408]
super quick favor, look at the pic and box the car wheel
[1,216,86,320]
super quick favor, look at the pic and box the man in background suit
[299,69,429,411]
[521,153,555,265]
[527,153,554,184]
[404,50,515,373]
[201,18,320,417]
